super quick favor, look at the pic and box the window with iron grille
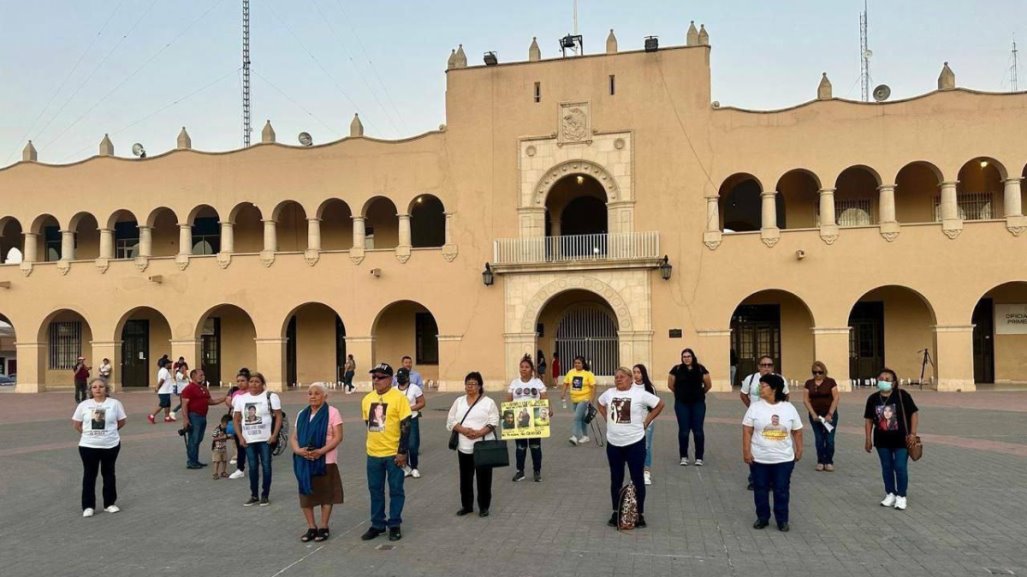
[49,321,82,370]
[816,199,874,227]
[933,192,994,221]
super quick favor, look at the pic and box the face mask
[877,381,893,392]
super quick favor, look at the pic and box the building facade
[1,26,1026,393]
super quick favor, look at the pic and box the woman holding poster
[507,354,549,483]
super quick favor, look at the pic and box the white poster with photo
[995,304,1027,334]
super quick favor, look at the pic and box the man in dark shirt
[73,356,91,403]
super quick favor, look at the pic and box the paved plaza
[1,386,1026,577]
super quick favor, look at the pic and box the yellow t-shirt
[564,369,596,404]
[361,386,413,458]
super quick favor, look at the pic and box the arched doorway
[971,282,1027,385]
[848,286,937,385]
[372,300,438,383]
[115,307,172,388]
[188,205,221,255]
[147,207,180,257]
[273,201,308,253]
[317,199,354,251]
[956,157,1005,221]
[535,289,619,379]
[834,166,881,226]
[38,309,93,389]
[776,169,819,229]
[0,217,24,264]
[31,214,61,261]
[730,290,815,385]
[543,174,608,259]
[894,161,942,223]
[410,195,446,248]
[195,305,256,386]
[0,313,16,384]
[108,210,140,259]
[719,174,779,232]
[69,212,100,260]
[363,197,399,250]
[229,203,262,253]
[283,303,346,386]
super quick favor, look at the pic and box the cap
[396,368,410,384]
[77,356,85,360]
[369,362,394,377]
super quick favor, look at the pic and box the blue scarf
[293,404,329,495]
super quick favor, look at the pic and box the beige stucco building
[1,26,1026,394]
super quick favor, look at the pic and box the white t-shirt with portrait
[232,391,282,443]
[598,386,661,447]
[742,400,803,464]
[508,377,546,401]
[155,367,174,394]
[72,398,127,449]
[400,384,424,419]
[174,370,188,394]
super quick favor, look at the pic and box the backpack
[267,391,289,456]
[616,483,639,530]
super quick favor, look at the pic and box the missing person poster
[500,399,551,440]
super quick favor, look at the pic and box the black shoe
[478,509,490,518]
[778,522,790,532]
[197,462,208,467]
[456,508,473,516]
[187,464,203,470]
[243,496,259,507]
[746,482,754,491]
[360,527,385,541]
[388,527,402,541]
[259,497,269,507]
[636,515,647,528]
[512,471,526,482]
[533,471,542,482]
[608,512,618,527]
[753,519,769,529]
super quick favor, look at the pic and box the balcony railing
[493,232,660,266]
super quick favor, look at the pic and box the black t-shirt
[669,364,709,404]
[863,389,918,449]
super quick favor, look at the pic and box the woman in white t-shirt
[507,354,549,483]
[598,367,664,528]
[742,373,804,532]
[72,378,127,518]
[446,371,500,517]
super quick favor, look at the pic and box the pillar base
[879,220,901,242]
[259,251,276,268]
[818,224,839,245]
[304,249,320,266]
[760,227,780,248]
[942,219,963,239]
[94,258,110,274]
[395,245,411,264]
[703,230,722,250]
[1005,215,1027,236]
[134,257,149,272]
[175,254,190,271]
[217,253,232,269]
[349,248,365,265]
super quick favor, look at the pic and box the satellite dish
[131,143,146,158]
[711,101,721,108]
[872,84,891,102]
[298,132,313,146]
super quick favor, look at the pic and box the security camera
[370,268,381,278]
[795,249,806,260]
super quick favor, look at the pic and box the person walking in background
[97,358,112,391]
[343,354,356,394]
[562,355,596,446]
[181,368,226,470]
[508,354,548,482]
[147,359,174,424]
[667,348,712,466]
[551,352,561,390]
[632,364,658,485]
[864,368,919,511]
[447,371,500,517]
[72,378,126,517]
[396,368,425,479]
[73,356,91,403]
[291,383,344,543]
[742,373,803,532]
[803,361,839,472]
[169,358,189,422]
[729,348,738,388]
[536,350,547,381]
[361,363,412,542]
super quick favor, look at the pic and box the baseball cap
[396,368,410,384]
[369,362,394,377]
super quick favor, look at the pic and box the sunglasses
[759,363,774,367]
[372,375,391,381]
[812,370,824,375]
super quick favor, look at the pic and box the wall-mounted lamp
[148,275,163,284]
[795,249,806,260]
[370,268,382,278]
[658,255,672,280]
[482,262,495,286]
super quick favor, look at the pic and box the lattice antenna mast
[860,0,871,102]
[242,0,252,147]
[1012,39,1020,92]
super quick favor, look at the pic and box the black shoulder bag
[473,425,510,468]
[449,394,482,450]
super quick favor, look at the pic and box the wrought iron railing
[493,232,659,265]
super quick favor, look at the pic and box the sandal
[314,527,330,542]
[300,528,318,542]
[220,472,229,478]
[213,473,220,480]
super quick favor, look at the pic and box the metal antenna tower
[1012,39,1020,92]
[859,0,871,102]
[242,0,252,147]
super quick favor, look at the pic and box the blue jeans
[750,460,795,524]
[809,412,838,465]
[185,413,207,466]
[644,423,655,468]
[245,442,272,499]
[673,400,706,460]
[408,418,421,469]
[876,447,909,497]
[367,455,405,529]
[606,438,647,514]
[572,401,588,439]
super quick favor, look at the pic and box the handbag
[898,389,923,461]
[583,402,598,424]
[473,427,510,468]
[449,394,482,450]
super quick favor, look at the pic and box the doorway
[849,301,884,382]
[731,304,781,380]
[972,298,994,383]
[121,320,149,387]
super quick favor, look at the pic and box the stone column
[760,191,781,247]
[939,181,962,238]
[255,337,287,392]
[1003,178,1026,234]
[436,334,463,391]
[517,207,545,238]
[812,327,852,391]
[703,196,722,249]
[60,230,75,261]
[818,188,838,243]
[178,224,192,256]
[219,221,234,253]
[98,228,114,259]
[695,329,732,391]
[91,341,120,392]
[262,220,277,252]
[306,218,321,251]
[344,335,375,391]
[352,216,366,250]
[442,212,458,261]
[137,226,152,258]
[396,213,412,263]
[933,324,975,391]
[13,341,43,393]
[877,184,900,240]
[504,332,538,387]
[22,232,38,263]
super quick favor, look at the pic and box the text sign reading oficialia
[995,304,1027,335]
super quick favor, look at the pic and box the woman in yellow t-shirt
[561,356,596,445]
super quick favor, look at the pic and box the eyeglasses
[372,375,391,381]
[759,363,774,368]
[812,370,824,375]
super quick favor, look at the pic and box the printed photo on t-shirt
[876,404,899,431]
[571,376,583,391]
[761,414,788,441]
[611,397,632,424]
[244,403,261,425]
[90,408,106,431]
[514,386,540,398]
[368,402,388,432]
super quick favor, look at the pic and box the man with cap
[361,362,413,542]
[73,356,91,403]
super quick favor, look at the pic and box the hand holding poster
[500,399,551,440]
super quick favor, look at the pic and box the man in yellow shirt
[561,355,597,445]
[360,363,413,542]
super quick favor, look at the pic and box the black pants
[79,444,120,510]
[606,438,647,514]
[234,435,246,471]
[457,450,493,511]
[515,438,542,473]
[75,380,88,403]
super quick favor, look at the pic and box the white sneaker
[680,458,690,466]
[577,435,589,444]
[569,436,579,446]
[82,508,94,518]
[104,505,120,514]
[644,471,652,486]
[880,493,896,507]
[228,469,246,479]
[411,468,421,479]
[229,458,237,465]
[694,459,704,467]
[403,466,413,477]
[894,496,907,510]
[169,411,177,421]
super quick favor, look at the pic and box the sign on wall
[995,304,1027,335]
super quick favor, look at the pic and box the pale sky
[1,0,1024,167]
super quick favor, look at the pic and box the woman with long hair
[632,364,658,485]
[667,348,712,465]
[562,355,596,445]
[508,354,549,482]
[803,360,840,471]
[864,368,919,510]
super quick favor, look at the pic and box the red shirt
[552,358,561,378]
[180,382,212,416]
[74,365,90,381]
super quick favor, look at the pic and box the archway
[188,205,221,255]
[194,305,256,386]
[372,300,438,382]
[834,165,881,226]
[729,290,814,385]
[0,313,16,383]
[894,161,942,223]
[147,207,180,257]
[545,173,607,237]
[282,303,346,386]
[971,282,1027,385]
[956,157,1005,221]
[719,173,779,232]
[363,197,399,249]
[410,195,446,248]
[115,307,173,388]
[69,212,100,260]
[317,199,353,251]
[30,214,61,261]
[229,203,262,253]
[535,289,619,378]
[37,309,94,389]
[0,217,23,264]
[776,169,819,229]
[848,286,937,385]
[273,201,307,252]
[107,209,140,259]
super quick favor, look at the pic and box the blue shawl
[293,403,329,495]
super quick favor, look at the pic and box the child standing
[211,414,230,479]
